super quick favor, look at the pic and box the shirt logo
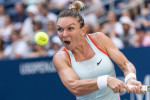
[97,59,102,66]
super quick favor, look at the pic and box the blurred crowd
[0,0,150,60]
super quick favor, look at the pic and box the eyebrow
[57,23,75,28]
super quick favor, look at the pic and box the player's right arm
[53,50,98,96]
[53,50,101,96]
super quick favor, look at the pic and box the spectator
[27,19,43,44]
[48,0,70,14]
[0,5,5,28]
[85,22,93,34]
[93,23,104,33]
[108,30,124,49]
[48,35,62,56]
[142,30,150,47]
[121,10,132,19]
[83,0,106,18]
[4,30,30,59]
[135,8,150,31]
[21,4,39,39]
[45,20,57,49]
[133,24,146,47]
[38,3,57,31]
[83,13,98,26]
[32,19,43,33]
[12,2,27,23]
[103,10,123,36]
[119,16,135,48]
[12,2,28,32]
[46,20,57,38]
[0,14,14,45]
[29,43,47,58]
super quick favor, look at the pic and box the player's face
[57,17,85,50]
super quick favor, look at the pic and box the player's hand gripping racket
[127,85,150,92]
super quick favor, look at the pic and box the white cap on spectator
[120,16,132,25]
[51,36,62,46]
[26,5,39,15]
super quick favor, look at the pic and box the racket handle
[127,85,148,91]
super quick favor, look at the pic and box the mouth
[64,41,71,45]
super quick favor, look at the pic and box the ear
[81,25,86,35]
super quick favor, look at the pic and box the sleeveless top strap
[63,48,71,63]
[86,34,109,56]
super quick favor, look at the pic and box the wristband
[125,73,136,84]
[97,75,108,89]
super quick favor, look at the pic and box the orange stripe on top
[63,48,71,63]
[87,34,109,56]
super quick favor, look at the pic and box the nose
[63,30,69,37]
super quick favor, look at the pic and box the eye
[68,27,74,31]
[57,28,63,32]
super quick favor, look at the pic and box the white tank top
[64,34,120,100]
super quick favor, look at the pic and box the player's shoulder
[87,32,107,41]
[53,48,70,66]
[53,48,67,61]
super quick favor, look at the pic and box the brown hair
[57,1,85,28]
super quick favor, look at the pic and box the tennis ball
[34,32,49,45]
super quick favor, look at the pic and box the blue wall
[0,47,150,100]
[0,57,75,100]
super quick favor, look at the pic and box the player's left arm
[93,32,145,94]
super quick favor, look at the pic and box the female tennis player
[53,1,145,100]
